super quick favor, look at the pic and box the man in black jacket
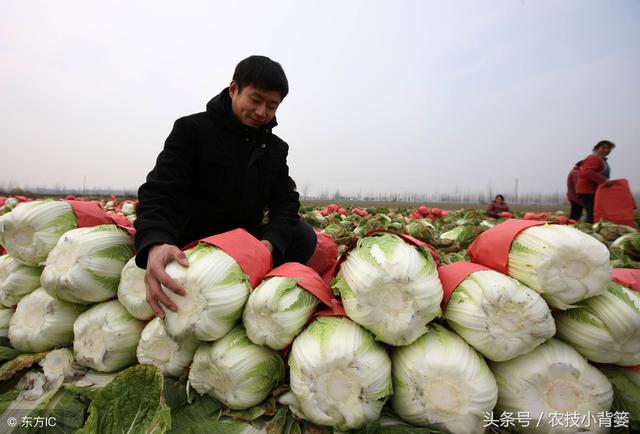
[134,55,316,317]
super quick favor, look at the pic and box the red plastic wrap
[437,262,492,309]
[265,262,334,308]
[305,231,339,284]
[184,228,272,289]
[468,219,552,274]
[594,179,637,227]
[612,268,640,292]
[67,200,135,239]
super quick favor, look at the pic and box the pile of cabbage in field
[302,203,640,270]
[0,195,639,434]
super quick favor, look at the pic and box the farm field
[0,194,638,433]
[302,199,570,213]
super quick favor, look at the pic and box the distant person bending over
[566,160,584,221]
[485,194,510,218]
[134,55,317,318]
[576,140,615,224]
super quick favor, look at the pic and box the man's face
[229,81,282,128]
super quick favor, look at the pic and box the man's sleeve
[134,118,196,268]
[260,146,301,255]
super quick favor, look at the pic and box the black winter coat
[133,88,300,268]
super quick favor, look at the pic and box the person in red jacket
[576,140,615,223]
[485,194,510,218]
[566,161,584,221]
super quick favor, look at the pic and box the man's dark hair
[233,55,289,99]
[495,194,505,201]
[593,140,616,151]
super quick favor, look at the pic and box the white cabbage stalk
[50,350,119,392]
[0,305,12,337]
[490,338,613,434]
[508,224,611,309]
[439,226,467,241]
[555,283,640,366]
[0,254,42,307]
[162,242,251,341]
[9,287,87,353]
[40,353,119,404]
[65,369,118,391]
[480,220,495,229]
[3,372,51,423]
[0,200,77,266]
[121,201,136,216]
[118,256,154,320]
[41,224,134,304]
[74,300,145,372]
[333,233,443,346]
[279,316,392,431]
[39,347,85,381]
[243,276,320,350]
[2,197,19,211]
[189,325,285,410]
[444,270,556,361]
[137,317,198,378]
[0,348,83,434]
[391,324,498,434]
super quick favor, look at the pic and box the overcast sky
[1,0,638,200]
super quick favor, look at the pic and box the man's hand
[261,239,274,253]
[145,243,189,318]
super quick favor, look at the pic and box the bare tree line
[309,189,571,205]
[302,188,639,206]
[0,182,137,199]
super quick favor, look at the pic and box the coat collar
[206,87,278,137]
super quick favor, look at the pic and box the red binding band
[612,268,640,292]
[468,219,555,274]
[182,228,272,289]
[437,262,492,310]
[314,298,347,317]
[265,262,334,308]
[306,231,339,284]
[66,200,135,239]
